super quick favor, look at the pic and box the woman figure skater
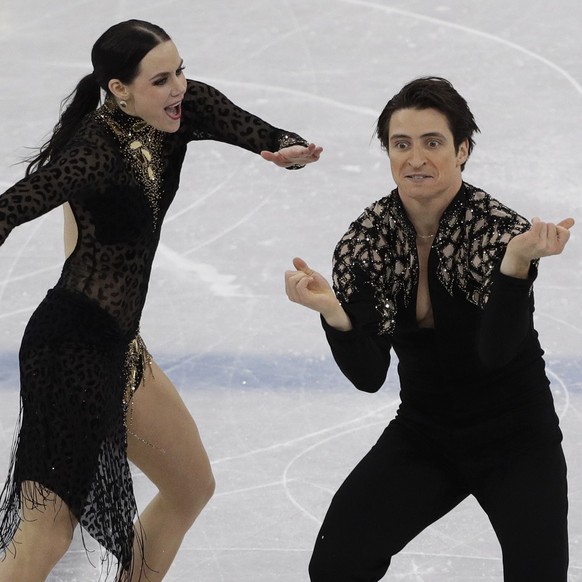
[0,19,321,581]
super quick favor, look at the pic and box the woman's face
[116,40,187,133]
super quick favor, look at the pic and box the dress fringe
[0,289,153,580]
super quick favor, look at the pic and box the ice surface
[1,0,581,580]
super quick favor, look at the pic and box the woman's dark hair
[25,19,171,175]
[375,76,480,171]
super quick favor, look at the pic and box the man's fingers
[558,217,575,230]
[529,217,575,247]
[292,256,314,276]
[292,257,306,270]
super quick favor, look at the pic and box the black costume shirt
[323,184,556,428]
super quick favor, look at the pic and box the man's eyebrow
[389,131,447,142]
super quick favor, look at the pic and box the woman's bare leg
[126,359,215,581]
[0,483,77,582]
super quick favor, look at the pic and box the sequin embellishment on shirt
[332,183,533,334]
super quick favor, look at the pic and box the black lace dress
[0,79,308,577]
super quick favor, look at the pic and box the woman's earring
[119,100,128,109]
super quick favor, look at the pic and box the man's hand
[285,257,352,331]
[501,217,575,278]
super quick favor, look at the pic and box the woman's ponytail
[25,73,101,175]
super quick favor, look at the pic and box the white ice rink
[1,0,581,580]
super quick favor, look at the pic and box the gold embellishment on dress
[123,334,166,453]
[123,335,150,409]
[95,99,164,228]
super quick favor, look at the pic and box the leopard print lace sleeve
[180,79,309,155]
[0,140,115,247]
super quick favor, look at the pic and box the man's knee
[308,533,390,582]
[308,538,343,582]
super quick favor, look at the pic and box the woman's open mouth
[165,101,182,120]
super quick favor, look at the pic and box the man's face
[387,107,468,206]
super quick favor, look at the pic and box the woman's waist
[23,287,140,347]
[57,277,144,327]
[58,262,151,316]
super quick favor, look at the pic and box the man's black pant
[309,416,568,581]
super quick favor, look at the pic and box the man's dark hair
[376,77,480,170]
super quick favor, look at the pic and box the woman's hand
[501,217,575,278]
[261,143,323,168]
[285,257,352,331]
